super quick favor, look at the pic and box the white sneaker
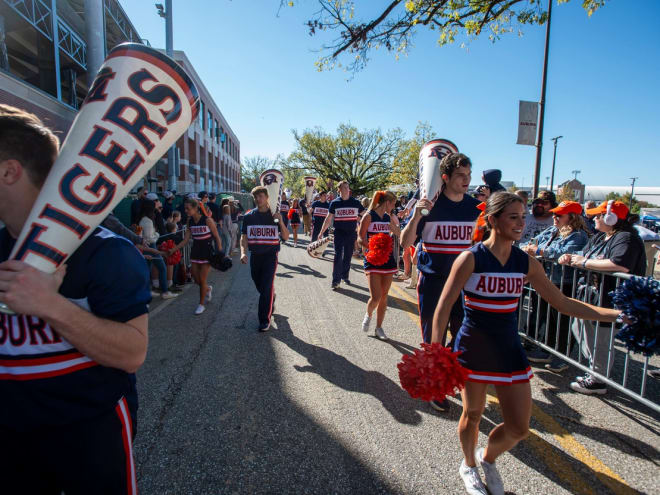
[361,314,371,333]
[151,290,160,298]
[161,291,179,300]
[206,285,213,302]
[459,460,488,495]
[194,304,205,315]
[294,242,298,248]
[374,327,387,340]
[476,448,504,495]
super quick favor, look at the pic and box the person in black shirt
[130,186,147,225]
[559,200,646,395]
[162,190,175,221]
[241,186,289,331]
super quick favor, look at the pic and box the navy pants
[417,271,464,345]
[1,397,137,495]
[250,250,278,325]
[311,222,325,242]
[332,229,356,284]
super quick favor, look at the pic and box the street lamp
[549,135,563,191]
[630,177,638,210]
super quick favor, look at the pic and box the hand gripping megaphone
[259,169,284,223]
[418,139,459,216]
[0,43,199,314]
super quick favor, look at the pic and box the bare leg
[459,381,489,467]
[197,263,211,306]
[483,382,532,463]
[191,264,204,305]
[376,274,393,327]
[366,273,383,317]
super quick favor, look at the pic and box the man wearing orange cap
[558,200,646,394]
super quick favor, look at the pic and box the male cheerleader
[0,104,150,493]
[320,181,365,289]
[241,186,289,331]
[401,152,481,411]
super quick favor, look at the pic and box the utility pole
[571,170,581,181]
[549,135,563,191]
[546,176,550,190]
[532,0,554,199]
[157,1,177,192]
[629,177,638,209]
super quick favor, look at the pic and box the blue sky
[119,0,660,189]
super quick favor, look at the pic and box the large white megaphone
[418,139,459,216]
[259,169,284,223]
[304,176,317,205]
[0,43,199,314]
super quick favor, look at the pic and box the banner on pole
[517,100,538,146]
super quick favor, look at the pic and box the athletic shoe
[194,304,205,315]
[206,285,213,302]
[459,460,488,495]
[361,314,371,333]
[161,291,179,300]
[150,290,160,298]
[331,281,340,290]
[475,448,504,495]
[545,359,569,373]
[429,398,450,412]
[342,278,350,285]
[527,348,552,364]
[649,369,660,379]
[294,242,298,248]
[570,374,607,395]
[374,327,387,340]
[258,321,271,332]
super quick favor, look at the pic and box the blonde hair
[559,212,588,238]
[368,191,396,211]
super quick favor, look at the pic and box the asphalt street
[136,233,659,494]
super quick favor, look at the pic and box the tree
[289,123,403,196]
[388,121,434,187]
[240,155,276,192]
[604,191,658,214]
[292,0,606,72]
[280,157,310,198]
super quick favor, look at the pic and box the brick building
[0,0,240,194]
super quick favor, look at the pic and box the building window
[208,111,213,138]
[198,101,204,130]
[215,119,219,143]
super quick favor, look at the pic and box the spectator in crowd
[146,192,167,235]
[559,200,646,395]
[231,200,242,254]
[519,190,557,245]
[515,189,529,206]
[198,191,212,217]
[207,193,221,223]
[131,186,147,225]
[300,197,311,236]
[221,204,233,256]
[521,201,590,371]
[172,210,182,230]
[482,169,506,193]
[138,200,178,300]
[473,184,490,202]
[102,212,143,245]
[583,200,597,234]
[160,221,181,292]
[162,190,175,221]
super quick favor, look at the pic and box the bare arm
[526,255,620,321]
[389,215,401,238]
[240,233,249,264]
[206,217,223,252]
[400,198,432,249]
[172,226,192,251]
[320,213,334,237]
[431,251,475,344]
[0,261,148,373]
[567,254,629,273]
[276,211,290,241]
[358,213,371,248]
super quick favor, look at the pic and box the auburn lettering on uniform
[368,222,390,233]
[313,207,329,217]
[422,221,475,254]
[247,225,279,245]
[463,271,524,313]
[335,207,358,221]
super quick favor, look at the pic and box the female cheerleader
[288,198,302,247]
[432,192,622,495]
[359,191,400,340]
[171,198,224,315]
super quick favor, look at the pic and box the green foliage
[388,121,434,187]
[289,0,607,72]
[240,155,276,193]
[288,123,403,196]
[604,191,658,214]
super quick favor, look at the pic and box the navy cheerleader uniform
[363,211,397,275]
[189,215,213,264]
[311,200,330,241]
[280,200,290,229]
[453,243,533,384]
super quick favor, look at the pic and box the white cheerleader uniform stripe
[468,367,534,385]
[0,351,96,380]
[115,397,137,495]
[464,295,519,313]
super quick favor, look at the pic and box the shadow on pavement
[335,286,419,315]
[272,314,425,426]
[276,261,327,279]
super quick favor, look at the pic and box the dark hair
[484,191,524,229]
[440,153,472,179]
[612,214,637,234]
[251,185,268,197]
[0,104,60,187]
[221,198,229,207]
[139,199,156,222]
[137,186,144,193]
[209,193,216,201]
[165,221,176,233]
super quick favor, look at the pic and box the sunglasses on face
[553,213,564,218]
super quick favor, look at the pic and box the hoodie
[482,169,506,192]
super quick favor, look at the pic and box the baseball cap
[163,191,174,199]
[586,200,629,220]
[549,201,583,215]
[536,190,557,206]
[477,202,486,212]
[146,192,159,201]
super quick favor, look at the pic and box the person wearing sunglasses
[521,201,590,371]
[519,190,557,245]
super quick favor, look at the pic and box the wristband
[582,259,588,268]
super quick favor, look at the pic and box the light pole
[546,176,550,190]
[532,0,554,199]
[571,170,581,181]
[630,177,638,209]
[156,1,176,192]
[549,135,563,191]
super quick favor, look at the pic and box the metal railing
[518,259,659,413]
